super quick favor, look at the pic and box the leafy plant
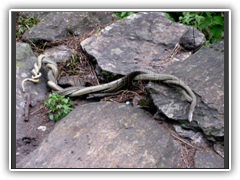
[43,93,74,121]
[16,14,40,37]
[113,12,136,19]
[165,12,224,44]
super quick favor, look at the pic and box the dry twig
[30,106,45,116]
[24,93,31,122]
[170,133,195,148]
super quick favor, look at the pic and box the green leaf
[63,104,69,109]
[165,13,175,22]
[56,104,63,109]
[63,109,70,114]
[25,24,30,29]
[50,100,55,107]
[96,27,101,32]
[43,42,47,49]
[209,25,223,39]
[195,15,205,25]
[62,99,69,104]
[128,12,134,16]
[55,114,59,121]
[72,54,75,61]
[206,12,212,17]
[121,12,127,17]
[19,27,24,34]
[50,106,55,112]
[200,17,212,28]
[204,40,210,45]
[213,16,224,25]
[43,100,48,105]
[49,114,54,120]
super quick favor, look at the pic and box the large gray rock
[17,102,182,168]
[173,125,208,147]
[81,12,205,75]
[151,42,224,142]
[43,45,75,63]
[22,12,115,43]
[194,150,224,168]
[16,43,48,138]
[20,12,50,20]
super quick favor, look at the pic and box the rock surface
[43,45,75,63]
[17,102,182,168]
[151,42,224,142]
[194,150,224,168]
[22,12,115,43]
[16,43,48,138]
[173,125,208,147]
[81,12,205,75]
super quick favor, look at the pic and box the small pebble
[37,126,46,131]
[126,101,130,105]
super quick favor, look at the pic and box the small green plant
[42,42,47,49]
[27,38,40,53]
[43,93,74,121]
[113,12,136,19]
[96,27,101,32]
[65,53,79,75]
[66,54,77,67]
[16,14,40,37]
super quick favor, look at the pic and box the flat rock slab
[150,42,224,141]
[146,81,191,121]
[81,12,205,75]
[43,45,75,63]
[20,12,50,19]
[194,150,224,168]
[22,12,115,43]
[17,102,182,168]
[16,43,48,138]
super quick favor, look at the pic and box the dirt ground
[16,12,215,168]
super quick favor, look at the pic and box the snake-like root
[21,54,196,122]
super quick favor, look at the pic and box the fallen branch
[86,92,116,99]
[24,93,31,122]
[170,133,196,149]
[30,106,45,116]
